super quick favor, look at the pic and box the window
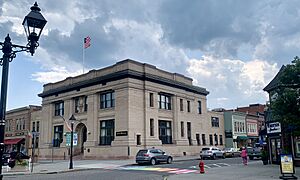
[209,134,213,145]
[202,134,206,145]
[159,120,172,144]
[196,134,200,145]
[37,121,40,132]
[198,101,202,114]
[100,91,115,109]
[214,134,218,145]
[54,101,64,116]
[99,120,114,145]
[180,121,184,137]
[180,99,183,111]
[211,117,219,127]
[150,119,154,136]
[158,94,171,110]
[84,96,88,112]
[16,119,20,131]
[22,118,25,130]
[32,122,35,132]
[5,120,11,131]
[150,93,154,107]
[219,135,223,145]
[74,97,80,113]
[53,125,63,147]
[187,122,192,145]
[136,134,141,145]
[187,101,190,112]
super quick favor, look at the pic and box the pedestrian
[241,147,248,165]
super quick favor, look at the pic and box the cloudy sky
[0,0,298,110]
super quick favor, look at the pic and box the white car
[200,147,225,160]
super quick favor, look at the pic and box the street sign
[32,132,40,137]
[66,132,78,147]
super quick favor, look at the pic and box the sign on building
[66,132,78,147]
[267,122,281,134]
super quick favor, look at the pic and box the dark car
[10,152,30,160]
[136,148,173,165]
[2,153,15,168]
[247,147,262,160]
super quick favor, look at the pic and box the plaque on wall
[116,131,128,136]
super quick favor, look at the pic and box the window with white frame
[158,94,172,110]
[54,101,64,116]
[100,91,115,109]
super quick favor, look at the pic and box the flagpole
[82,38,85,74]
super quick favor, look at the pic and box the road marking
[204,165,211,168]
[217,163,230,166]
[212,164,222,167]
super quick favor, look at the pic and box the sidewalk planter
[10,159,29,172]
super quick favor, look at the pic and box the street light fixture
[69,114,77,169]
[0,2,46,179]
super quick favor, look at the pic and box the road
[5,157,260,180]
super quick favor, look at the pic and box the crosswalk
[78,162,231,175]
[188,163,230,169]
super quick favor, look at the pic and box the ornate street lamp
[0,2,46,179]
[69,115,76,169]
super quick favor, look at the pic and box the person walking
[241,147,248,165]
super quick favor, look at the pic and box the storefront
[4,138,25,153]
[267,122,282,164]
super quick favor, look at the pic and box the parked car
[136,148,173,165]
[200,147,225,160]
[223,148,240,157]
[246,147,262,160]
[2,153,15,168]
[10,152,30,160]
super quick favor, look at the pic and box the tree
[271,57,300,153]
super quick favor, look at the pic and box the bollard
[199,160,205,174]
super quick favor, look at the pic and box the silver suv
[136,148,173,165]
[200,147,225,160]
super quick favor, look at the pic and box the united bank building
[37,59,224,159]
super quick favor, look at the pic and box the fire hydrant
[199,160,205,174]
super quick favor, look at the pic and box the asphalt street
[4,157,256,180]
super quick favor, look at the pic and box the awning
[237,136,248,140]
[4,138,24,145]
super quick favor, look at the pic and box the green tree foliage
[271,56,300,135]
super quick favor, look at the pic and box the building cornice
[38,69,209,98]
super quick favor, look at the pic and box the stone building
[38,59,224,159]
[4,105,41,154]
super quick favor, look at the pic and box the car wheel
[249,156,254,160]
[150,158,156,165]
[232,153,234,157]
[167,157,172,164]
[222,154,226,159]
[212,154,216,160]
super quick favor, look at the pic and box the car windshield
[137,150,148,156]
[224,148,231,151]
[202,148,210,151]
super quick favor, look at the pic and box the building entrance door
[270,137,281,164]
[75,123,87,155]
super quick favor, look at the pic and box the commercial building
[224,111,247,149]
[4,105,41,155]
[37,59,224,159]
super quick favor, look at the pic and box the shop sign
[225,131,233,138]
[267,122,281,134]
[15,132,25,136]
[279,154,298,179]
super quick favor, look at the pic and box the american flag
[84,36,91,49]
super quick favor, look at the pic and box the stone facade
[38,59,224,159]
